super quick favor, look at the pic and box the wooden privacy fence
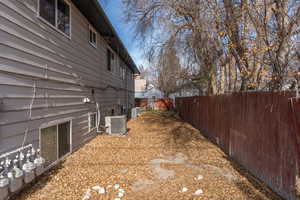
[176,92,300,200]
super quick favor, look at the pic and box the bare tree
[138,65,150,80]
[122,0,300,95]
[154,46,187,97]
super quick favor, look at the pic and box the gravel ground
[18,111,282,200]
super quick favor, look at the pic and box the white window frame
[89,25,97,48]
[107,48,112,72]
[107,47,116,73]
[111,51,115,73]
[122,66,126,80]
[37,0,72,39]
[118,60,122,78]
[39,119,72,171]
[131,71,134,80]
[88,112,97,132]
[116,57,120,76]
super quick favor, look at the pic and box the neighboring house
[170,88,200,99]
[144,86,164,99]
[0,0,139,167]
[134,75,163,99]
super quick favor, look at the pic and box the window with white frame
[39,0,71,36]
[116,57,120,76]
[89,112,97,131]
[111,52,115,72]
[121,66,125,80]
[119,61,122,78]
[131,71,134,80]
[89,26,97,47]
[107,49,115,72]
[120,66,123,79]
[40,121,71,167]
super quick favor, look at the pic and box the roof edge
[91,0,139,74]
[72,0,140,74]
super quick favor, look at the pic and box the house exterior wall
[0,0,135,155]
[135,88,164,99]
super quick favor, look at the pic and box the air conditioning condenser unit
[105,115,127,135]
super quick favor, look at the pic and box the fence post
[290,98,300,180]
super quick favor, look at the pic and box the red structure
[135,98,149,108]
[176,92,300,200]
[135,98,174,111]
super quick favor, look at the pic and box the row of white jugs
[0,149,45,200]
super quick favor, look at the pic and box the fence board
[176,92,300,200]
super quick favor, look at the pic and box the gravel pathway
[18,112,282,200]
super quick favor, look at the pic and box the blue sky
[99,0,147,68]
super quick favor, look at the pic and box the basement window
[89,112,97,132]
[40,121,71,167]
[39,0,71,37]
[89,26,97,47]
